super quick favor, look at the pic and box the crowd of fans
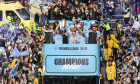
[0,0,103,84]
[102,0,140,84]
[103,0,140,17]
[0,0,140,84]
[17,0,102,21]
[47,0,102,21]
[0,23,44,84]
[115,21,140,83]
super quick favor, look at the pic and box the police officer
[7,12,13,21]
[9,20,15,32]
[123,4,130,24]
[17,19,24,29]
[103,18,111,43]
[15,20,19,29]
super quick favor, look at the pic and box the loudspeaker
[88,32,97,44]
[45,32,53,44]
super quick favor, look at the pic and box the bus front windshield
[16,8,30,20]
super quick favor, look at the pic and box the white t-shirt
[132,20,140,30]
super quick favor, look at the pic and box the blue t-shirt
[69,35,80,44]
[77,35,85,44]
[96,31,101,38]
[54,34,63,44]
[4,34,12,40]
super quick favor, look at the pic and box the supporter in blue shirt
[77,32,85,44]
[54,24,63,44]
[68,25,82,36]
[69,31,80,44]
[54,30,63,44]
[88,26,101,42]
[4,32,12,41]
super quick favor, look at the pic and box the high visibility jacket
[113,42,119,49]
[106,65,116,80]
[7,16,13,21]
[106,39,120,49]
[100,74,103,79]
[34,78,38,84]
[18,23,24,29]
[34,57,37,61]
[40,52,43,63]
[0,22,3,26]
[38,68,43,76]
[106,61,116,68]
[103,48,113,61]
[9,25,15,31]
[107,34,120,44]
[123,8,130,18]
[15,25,19,29]
[103,23,111,31]
[117,23,122,35]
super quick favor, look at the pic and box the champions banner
[43,44,99,76]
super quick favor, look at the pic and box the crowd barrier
[111,15,124,21]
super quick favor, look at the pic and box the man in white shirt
[132,18,140,30]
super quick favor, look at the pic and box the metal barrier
[109,15,124,34]
[110,15,124,28]
[111,15,124,21]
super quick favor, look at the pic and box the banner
[43,44,99,76]
[46,55,96,73]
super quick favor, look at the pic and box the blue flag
[9,60,20,77]
[20,51,29,56]
[10,47,29,57]
[9,47,21,57]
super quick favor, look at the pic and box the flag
[9,47,21,57]
[10,47,29,57]
[20,51,29,56]
[9,60,20,77]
